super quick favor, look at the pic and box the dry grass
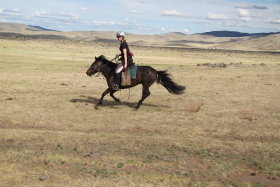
[0,38,280,186]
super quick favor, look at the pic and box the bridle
[91,56,119,77]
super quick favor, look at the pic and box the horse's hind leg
[134,70,157,110]
[135,87,150,110]
[110,90,121,103]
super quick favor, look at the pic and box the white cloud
[222,22,236,27]
[0,8,21,17]
[160,9,189,18]
[182,29,189,33]
[92,20,126,26]
[80,8,89,11]
[267,17,280,24]
[207,13,228,20]
[12,8,21,12]
[137,0,148,4]
[34,10,45,17]
[234,3,267,10]
[125,10,141,14]
[255,13,262,18]
[33,11,82,24]
[235,8,252,22]
[208,1,223,5]
[239,17,251,22]
[235,9,250,17]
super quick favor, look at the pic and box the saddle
[121,64,138,86]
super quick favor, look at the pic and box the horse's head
[86,56,103,76]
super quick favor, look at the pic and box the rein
[93,56,119,77]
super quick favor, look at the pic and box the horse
[86,55,185,109]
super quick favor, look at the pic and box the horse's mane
[97,55,117,68]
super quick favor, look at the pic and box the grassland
[0,37,280,186]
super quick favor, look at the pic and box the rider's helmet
[116,31,125,37]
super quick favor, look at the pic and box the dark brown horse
[86,55,185,109]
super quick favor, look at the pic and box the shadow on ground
[70,95,170,110]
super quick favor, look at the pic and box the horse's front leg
[110,90,121,103]
[99,87,112,105]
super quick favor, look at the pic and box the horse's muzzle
[86,71,92,76]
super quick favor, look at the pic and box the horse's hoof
[98,101,103,105]
[133,106,139,110]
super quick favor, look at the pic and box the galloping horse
[86,55,185,109]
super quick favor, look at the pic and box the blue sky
[0,0,279,34]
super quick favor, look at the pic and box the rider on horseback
[112,31,133,91]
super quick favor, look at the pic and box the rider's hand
[124,64,128,70]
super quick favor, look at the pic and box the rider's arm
[123,48,128,69]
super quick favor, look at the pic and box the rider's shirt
[119,41,133,66]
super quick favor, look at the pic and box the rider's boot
[112,73,121,91]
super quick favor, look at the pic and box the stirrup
[112,84,119,91]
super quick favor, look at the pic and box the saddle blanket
[130,65,138,79]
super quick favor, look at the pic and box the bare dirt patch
[182,101,204,113]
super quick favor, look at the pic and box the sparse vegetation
[0,37,279,186]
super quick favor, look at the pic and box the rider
[112,31,133,90]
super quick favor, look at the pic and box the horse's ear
[95,57,97,60]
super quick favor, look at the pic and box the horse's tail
[157,70,185,95]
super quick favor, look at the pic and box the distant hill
[159,32,186,37]
[201,30,280,37]
[220,33,280,51]
[0,22,279,51]
[27,25,58,32]
[0,23,60,34]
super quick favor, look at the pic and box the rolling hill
[0,22,279,51]
[200,30,280,37]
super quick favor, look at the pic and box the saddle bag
[121,69,131,86]
[129,51,134,57]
